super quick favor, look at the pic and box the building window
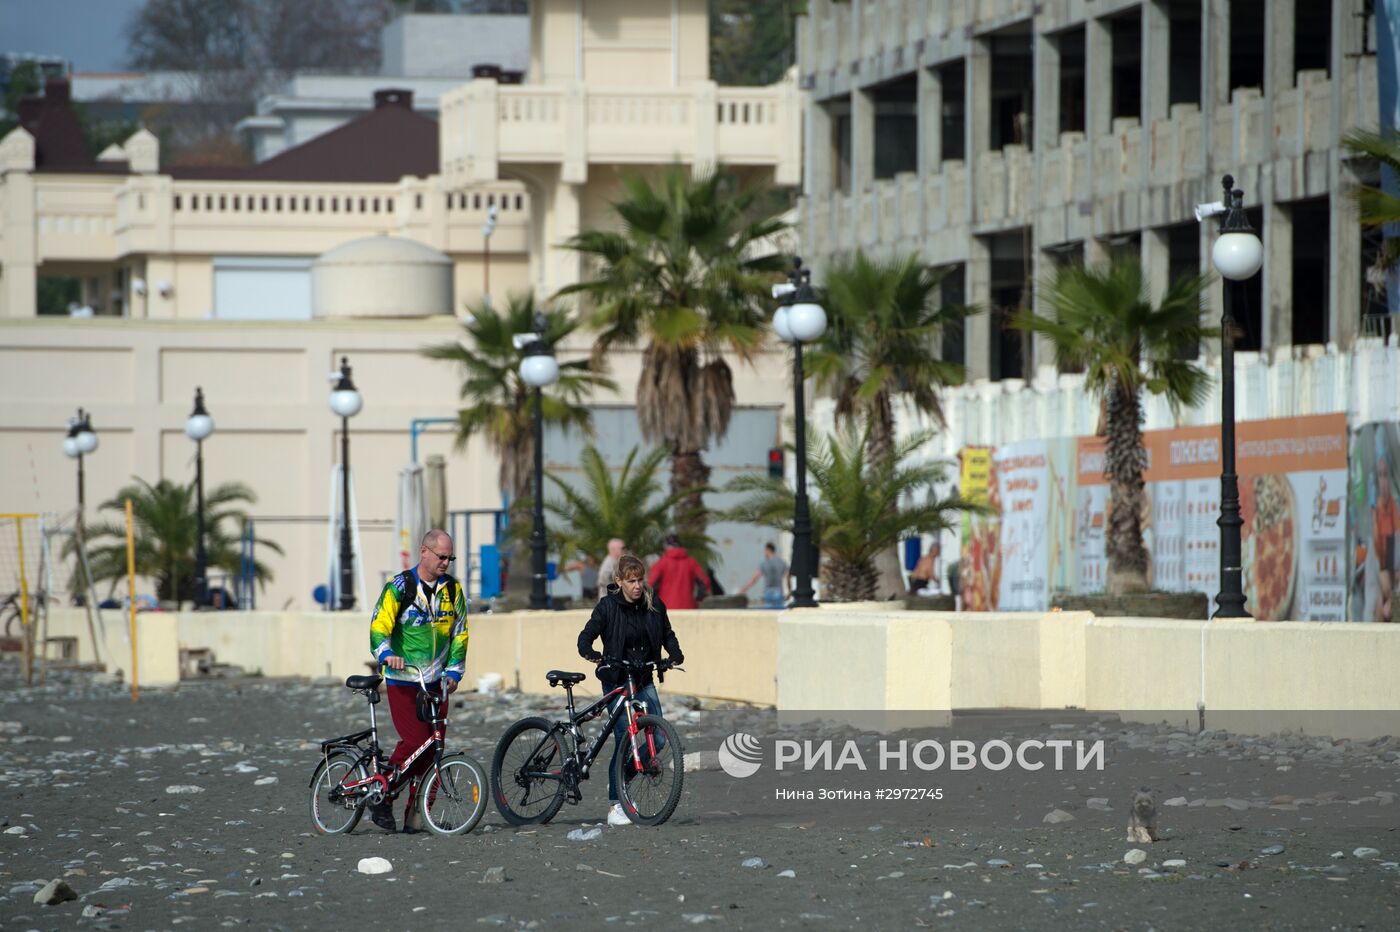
[1058,27,1086,135]
[1110,12,1141,121]
[990,26,1034,151]
[872,74,918,179]
[1169,2,1202,106]
[1295,0,1332,80]
[1291,198,1330,346]
[1230,0,1266,95]
[939,62,965,162]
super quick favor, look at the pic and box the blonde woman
[577,553,685,826]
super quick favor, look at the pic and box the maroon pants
[386,685,446,805]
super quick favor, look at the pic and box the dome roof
[312,235,453,319]
[315,235,451,268]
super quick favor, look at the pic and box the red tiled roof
[169,89,438,183]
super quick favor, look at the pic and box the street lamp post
[774,258,828,608]
[1210,174,1263,619]
[184,388,214,607]
[329,358,363,611]
[63,409,99,539]
[517,314,560,611]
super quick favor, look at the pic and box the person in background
[648,533,708,610]
[565,554,601,602]
[737,542,787,608]
[596,538,625,600]
[909,540,941,595]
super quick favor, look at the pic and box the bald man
[367,529,468,832]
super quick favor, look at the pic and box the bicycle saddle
[345,674,382,690]
[547,670,586,687]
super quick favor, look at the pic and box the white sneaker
[607,803,632,826]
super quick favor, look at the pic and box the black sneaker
[368,799,396,833]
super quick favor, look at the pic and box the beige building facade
[796,0,1380,383]
[0,1,801,611]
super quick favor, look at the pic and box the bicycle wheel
[491,716,568,826]
[613,714,683,826]
[419,753,489,836]
[309,752,367,835]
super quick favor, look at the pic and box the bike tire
[309,752,367,835]
[491,716,568,826]
[613,714,684,827]
[418,753,489,836]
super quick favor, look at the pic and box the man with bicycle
[577,553,684,826]
[368,529,467,832]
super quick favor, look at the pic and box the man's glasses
[428,549,455,563]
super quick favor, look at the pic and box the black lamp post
[329,358,363,610]
[184,388,214,607]
[517,314,560,610]
[773,258,828,608]
[63,408,98,539]
[1209,174,1262,619]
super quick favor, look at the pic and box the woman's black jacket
[576,586,684,687]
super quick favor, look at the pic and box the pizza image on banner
[1241,473,1298,621]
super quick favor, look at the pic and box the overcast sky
[2,0,148,72]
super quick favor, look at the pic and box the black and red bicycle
[491,658,685,827]
[308,664,488,836]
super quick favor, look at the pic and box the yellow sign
[960,447,992,504]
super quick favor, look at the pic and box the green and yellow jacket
[369,568,467,686]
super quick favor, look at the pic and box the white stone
[777,869,796,878]
[1042,809,1075,824]
[1162,797,1187,807]
[1353,847,1381,859]
[1163,859,1187,868]
[1124,849,1147,865]
[165,785,205,794]
[567,828,602,841]
[254,776,278,786]
[357,857,393,875]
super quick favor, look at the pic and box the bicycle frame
[526,668,658,787]
[316,665,451,804]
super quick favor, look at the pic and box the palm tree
[541,444,715,571]
[725,425,974,602]
[1013,260,1215,595]
[805,251,971,465]
[423,292,616,589]
[1341,129,1400,285]
[77,477,280,603]
[558,164,789,538]
[805,251,974,597]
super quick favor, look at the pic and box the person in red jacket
[648,534,709,609]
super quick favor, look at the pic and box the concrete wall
[43,605,1400,737]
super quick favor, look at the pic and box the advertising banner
[963,413,1351,619]
[1350,422,1400,623]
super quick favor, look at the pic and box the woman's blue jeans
[607,683,663,804]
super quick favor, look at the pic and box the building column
[852,86,875,193]
[1329,0,1363,347]
[1085,18,1112,141]
[1200,0,1229,182]
[0,171,37,317]
[1199,219,1223,359]
[1265,0,1296,97]
[1328,185,1361,348]
[1034,30,1060,153]
[917,67,942,178]
[806,97,833,200]
[968,37,991,159]
[543,179,582,298]
[1142,1,1170,125]
[1142,226,1170,306]
[1262,197,1292,352]
[965,236,992,381]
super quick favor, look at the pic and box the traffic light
[768,447,784,479]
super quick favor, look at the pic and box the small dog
[1127,788,1159,843]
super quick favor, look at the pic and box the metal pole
[194,439,207,608]
[1214,178,1251,619]
[76,451,85,539]
[484,232,492,305]
[338,415,355,610]
[791,341,818,607]
[529,386,548,609]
